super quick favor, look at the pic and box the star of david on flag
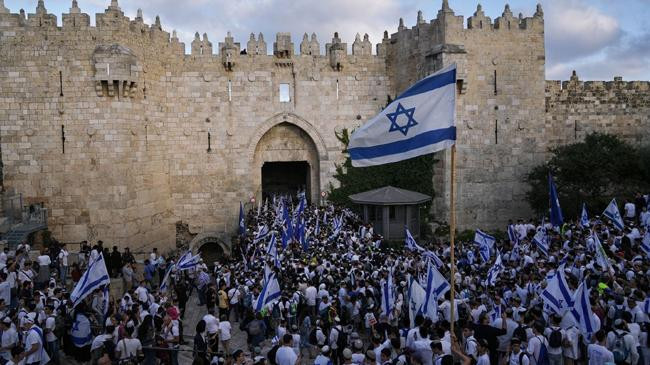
[348,64,456,167]
[387,103,418,136]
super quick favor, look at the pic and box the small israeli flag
[580,203,590,227]
[159,264,175,292]
[405,227,425,252]
[641,232,650,258]
[348,64,456,167]
[603,198,625,231]
[474,229,495,262]
[485,253,503,287]
[253,224,270,244]
[533,229,549,257]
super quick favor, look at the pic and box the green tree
[327,128,436,213]
[525,133,650,219]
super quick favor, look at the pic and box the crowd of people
[0,192,649,365]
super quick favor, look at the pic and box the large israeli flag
[70,253,111,307]
[423,262,450,319]
[541,265,574,315]
[407,276,426,328]
[348,64,456,167]
[603,198,624,231]
[570,281,598,334]
[255,272,281,312]
[485,253,503,286]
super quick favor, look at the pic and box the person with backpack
[527,321,550,365]
[508,338,530,365]
[607,319,639,365]
[544,315,567,365]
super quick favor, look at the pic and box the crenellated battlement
[547,71,650,94]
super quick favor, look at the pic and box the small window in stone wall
[279,83,290,102]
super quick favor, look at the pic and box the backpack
[513,325,528,343]
[513,351,529,365]
[267,344,280,365]
[613,331,630,364]
[243,292,253,308]
[248,320,262,336]
[613,306,625,321]
[54,312,67,339]
[333,327,347,350]
[535,337,550,365]
[309,328,319,345]
[548,328,563,348]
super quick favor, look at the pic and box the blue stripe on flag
[348,126,456,160]
[395,68,456,102]
[580,289,593,333]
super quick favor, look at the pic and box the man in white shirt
[276,334,299,365]
[116,325,142,361]
[134,282,149,303]
[218,314,232,355]
[624,201,636,222]
[606,319,639,365]
[43,305,58,365]
[17,316,49,365]
[544,315,567,365]
[305,284,317,318]
[58,245,69,286]
[589,330,615,365]
[0,317,18,362]
[527,322,549,365]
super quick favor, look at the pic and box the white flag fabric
[580,203,590,227]
[423,262,449,321]
[474,229,495,262]
[533,229,549,257]
[641,232,650,258]
[381,268,395,317]
[348,64,456,167]
[255,272,281,312]
[603,198,625,231]
[485,253,504,286]
[541,266,574,315]
[70,253,111,307]
[405,227,425,252]
[407,277,426,328]
[570,281,599,334]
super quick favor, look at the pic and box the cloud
[116,0,427,54]
[547,30,650,80]
[544,0,622,62]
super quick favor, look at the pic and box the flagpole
[449,144,457,336]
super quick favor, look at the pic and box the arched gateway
[249,113,327,203]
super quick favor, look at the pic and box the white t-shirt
[624,203,636,218]
[163,323,179,345]
[588,343,614,365]
[117,338,142,360]
[275,345,298,365]
[527,335,548,365]
[134,286,148,303]
[305,286,317,306]
[0,281,10,305]
[203,314,219,335]
[37,255,51,267]
[218,321,232,341]
[509,350,529,365]
[91,334,113,351]
[45,316,57,342]
[58,250,69,266]
[477,353,490,365]
[24,327,49,364]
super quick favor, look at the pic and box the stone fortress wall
[0,0,648,250]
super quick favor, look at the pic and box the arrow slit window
[279,83,290,102]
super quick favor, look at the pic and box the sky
[5,0,650,80]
